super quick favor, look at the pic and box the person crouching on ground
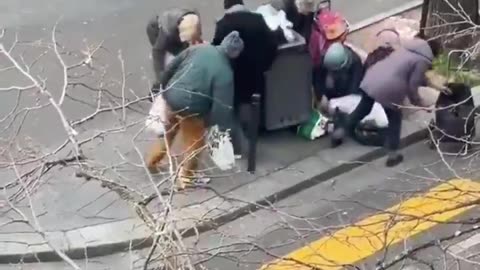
[145,31,244,190]
[314,42,365,112]
[331,37,442,167]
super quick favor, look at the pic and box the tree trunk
[421,0,479,49]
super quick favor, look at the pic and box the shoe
[331,108,346,148]
[331,127,345,148]
[386,152,404,167]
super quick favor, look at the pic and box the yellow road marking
[261,179,480,270]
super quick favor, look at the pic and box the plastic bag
[256,4,296,42]
[145,94,169,136]
[329,94,389,128]
[297,110,330,140]
[207,125,235,171]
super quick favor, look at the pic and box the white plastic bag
[207,125,235,171]
[329,94,389,128]
[145,94,169,136]
[256,4,296,42]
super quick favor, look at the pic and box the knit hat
[323,43,351,71]
[375,28,400,48]
[218,31,244,58]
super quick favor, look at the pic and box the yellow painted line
[261,179,480,270]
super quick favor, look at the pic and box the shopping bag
[207,125,235,171]
[297,110,330,140]
[145,94,169,136]
[256,4,296,42]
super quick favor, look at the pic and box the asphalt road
[6,141,480,270]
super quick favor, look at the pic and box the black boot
[331,108,346,148]
[386,152,404,167]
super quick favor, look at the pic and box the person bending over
[314,42,365,112]
[331,37,442,167]
[146,8,203,100]
[145,31,244,189]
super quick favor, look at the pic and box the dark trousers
[346,91,402,151]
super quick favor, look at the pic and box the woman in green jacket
[146,31,244,189]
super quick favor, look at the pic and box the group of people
[144,0,444,189]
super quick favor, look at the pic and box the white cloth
[256,4,295,42]
[329,94,389,128]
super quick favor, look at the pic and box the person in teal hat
[313,42,365,110]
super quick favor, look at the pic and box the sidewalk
[0,111,436,263]
[0,1,442,264]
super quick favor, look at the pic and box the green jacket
[161,44,235,131]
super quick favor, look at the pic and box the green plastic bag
[297,110,330,140]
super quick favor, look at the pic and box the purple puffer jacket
[360,38,433,109]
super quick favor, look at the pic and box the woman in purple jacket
[332,37,441,167]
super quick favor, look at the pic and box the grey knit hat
[218,31,244,58]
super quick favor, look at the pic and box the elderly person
[146,8,203,99]
[145,31,244,189]
[331,37,442,167]
[212,0,278,117]
[315,42,365,111]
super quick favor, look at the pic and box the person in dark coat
[331,37,442,167]
[212,0,279,111]
[146,8,203,99]
[146,31,244,189]
[314,42,364,109]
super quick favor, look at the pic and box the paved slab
[191,142,480,270]
[23,139,477,270]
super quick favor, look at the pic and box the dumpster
[263,31,313,131]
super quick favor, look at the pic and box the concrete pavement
[0,0,450,265]
[192,142,480,270]
[9,140,480,270]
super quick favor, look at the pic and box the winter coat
[360,38,433,109]
[212,4,279,107]
[313,46,364,100]
[363,46,395,71]
[146,8,197,84]
[161,44,235,131]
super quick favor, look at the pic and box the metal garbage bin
[263,31,313,131]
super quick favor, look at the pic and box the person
[363,28,401,70]
[275,0,316,42]
[145,31,244,189]
[212,0,278,122]
[331,37,442,167]
[146,8,203,100]
[314,42,364,111]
